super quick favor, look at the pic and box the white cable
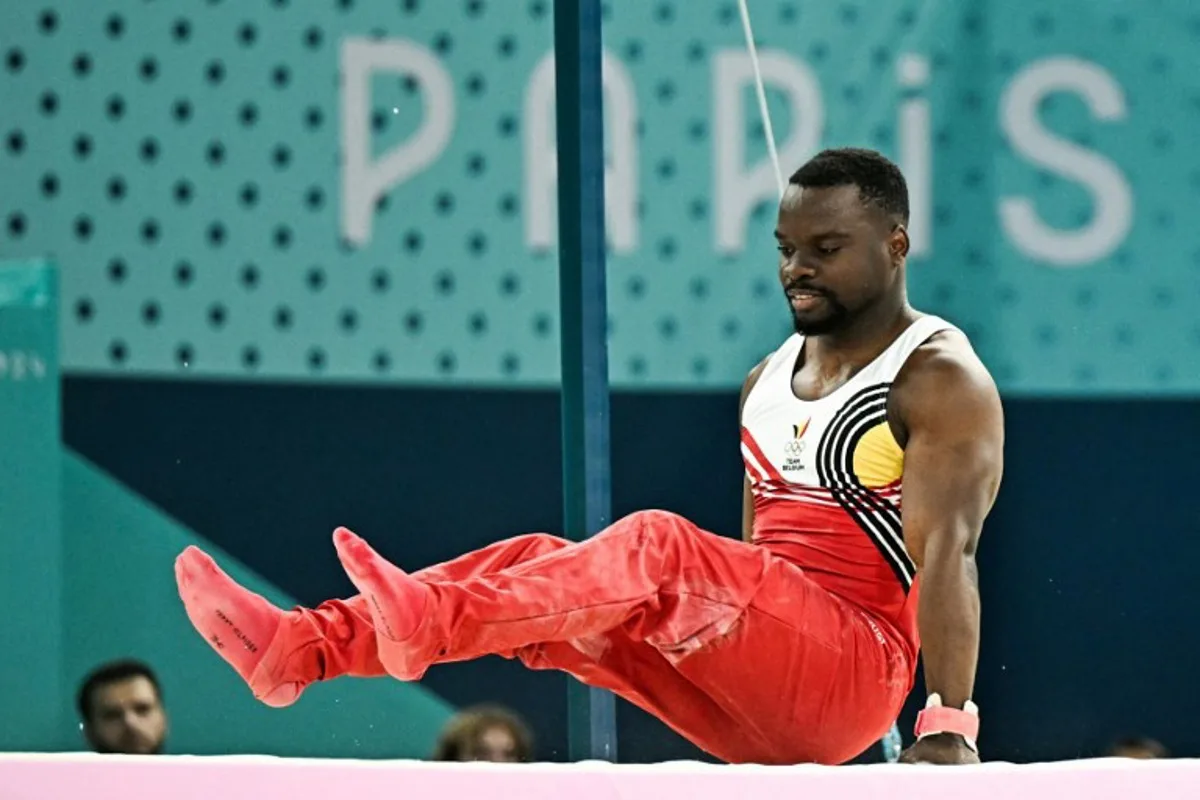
[735,0,785,199]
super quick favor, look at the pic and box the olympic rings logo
[784,439,806,457]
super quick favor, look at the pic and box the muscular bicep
[897,344,1004,567]
[902,427,1002,566]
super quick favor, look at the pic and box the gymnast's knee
[507,532,570,556]
[605,509,696,549]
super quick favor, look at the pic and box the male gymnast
[176,147,1003,766]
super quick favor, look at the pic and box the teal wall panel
[0,0,1196,394]
[0,259,453,757]
[61,450,455,758]
[0,261,61,750]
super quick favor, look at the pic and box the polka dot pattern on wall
[0,0,1197,395]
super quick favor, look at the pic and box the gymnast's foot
[332,527,429,676]
[175,546,306,707]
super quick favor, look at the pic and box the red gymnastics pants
[175,510,914,765]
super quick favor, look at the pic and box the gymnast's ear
[889,224,910,264]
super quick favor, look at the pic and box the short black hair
[789,147,909,224]
[77,659,162,723]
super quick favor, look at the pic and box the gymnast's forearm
[916,541,980,710]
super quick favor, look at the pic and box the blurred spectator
[77,659,169,755]
[432,704,533,762]
[1105,736,1169,759]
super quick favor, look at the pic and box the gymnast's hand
[898,733,980,765]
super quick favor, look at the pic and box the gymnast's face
[775,183,905,336]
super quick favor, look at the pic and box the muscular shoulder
[889,329,1002,448]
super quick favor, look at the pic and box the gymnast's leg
[174,532,576,706]
[333,509,908,764]
[177,529,773,762]
[332,510,772,682]
[179,510,898,763]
